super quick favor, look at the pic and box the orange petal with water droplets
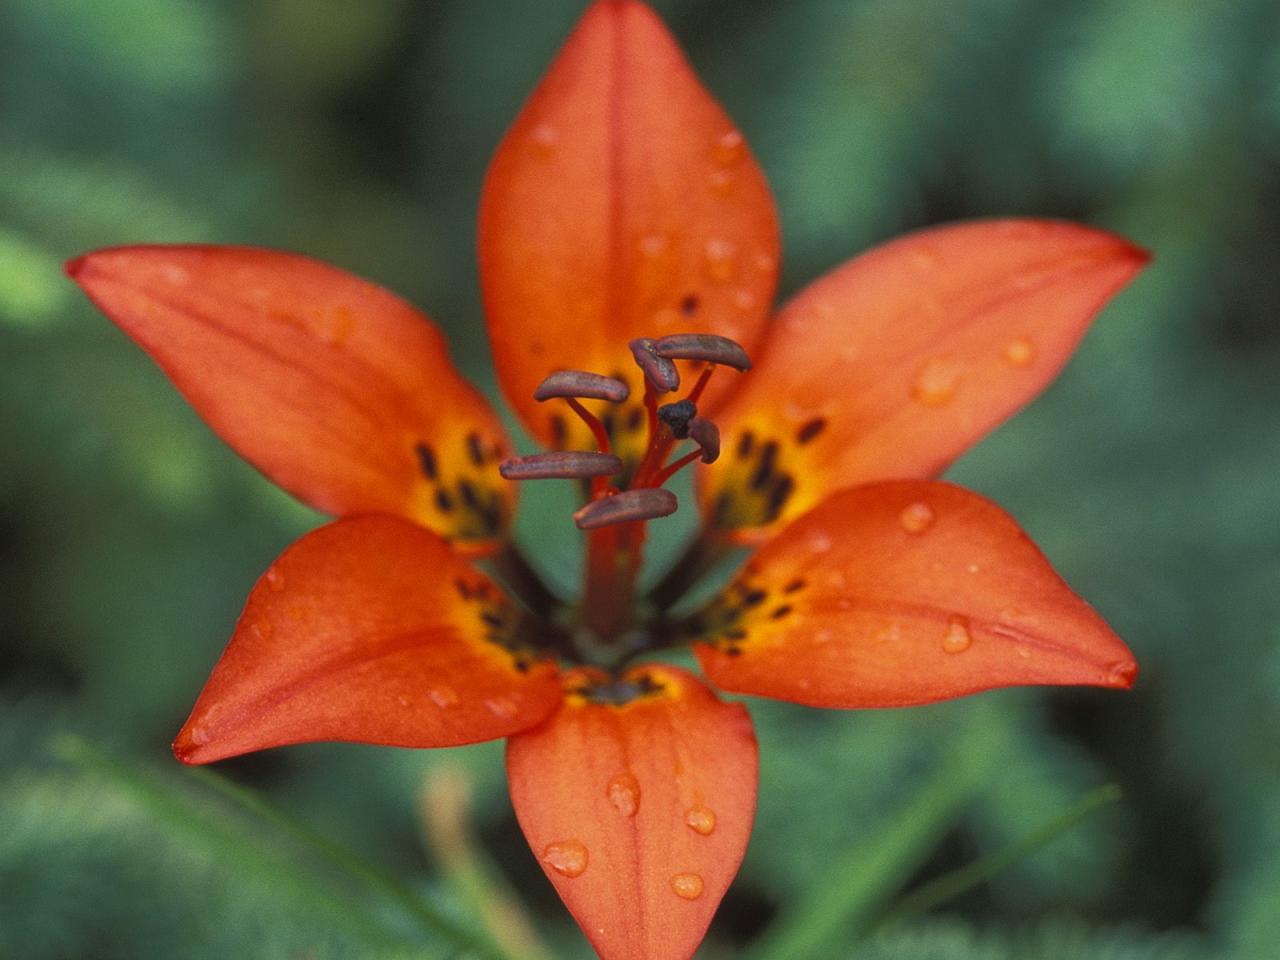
[701,220,1149,539]
[694,481,1137,708]
[173,516,560,764]
[479,0,779,461]
[67,246,513,552]
[506,665,757,960]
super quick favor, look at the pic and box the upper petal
[68,245,514,552]
[478,0,779,460]
[174,515,561,764]
[692,481,1137,708]
[700,220,1149,539]
[506,665,758,960]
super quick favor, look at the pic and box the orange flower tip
[629,338,681,393]
[573,488,677,529]
[63,254,89,279]
[653,333,752,372]
[499,451,623,480]
[534,370,630,403]
[1104,657,1139,690]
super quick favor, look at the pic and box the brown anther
[499,451,624,480]
[574,488,678,530]
[688,416,721,463]
[657,399,697,439]
[534,370,630,403]
[653,333,751,371]
[628,338,680,393]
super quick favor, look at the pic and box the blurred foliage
[2,0,1277,958]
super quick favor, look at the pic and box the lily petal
[693,481,1137,708]
[479,0,779,463]
[700,220,1149,539]
[68,246,514,552]
[174,516,560,764]
[506,665,757,960]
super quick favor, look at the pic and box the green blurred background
[2,1,1277,958]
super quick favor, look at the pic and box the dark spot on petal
[742,589,766,608]
[680,293,700,315]
[415,442,438,480]
[796,417,827,445]
[549,414,568,450]
[784,578,807,594]
[750,441,779,491]
[466,432,486,466]
[770,604,792,620]
[736,431,755,459]
[625,406,645,432]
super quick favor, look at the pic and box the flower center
[498,332,751,646]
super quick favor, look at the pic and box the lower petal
[692,481,1137,708]
[174,516,561,764]
[506,665,757,960]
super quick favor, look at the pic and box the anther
[534,370,630,403]
[499,451,624,480]
[657,399,697,439]
[628,338,680,393]
[574,488,679,530]
[653,333,751,371]
[688,416,721,463]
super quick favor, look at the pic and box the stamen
[653,333,751,371]
[574,488,678,530]
[657,399,697,439]
[499,451,624,480]
[534,370,630,403]
[688,416,721,463]
[628,338,680,393]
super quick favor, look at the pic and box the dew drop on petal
[320,306,356,346]
[639,233,669,258]
[671,873,705,900]
[703,238,738,283]
[732,288,757,311]
[708,169,733,195]
[909,246,941,271]
[753,251,776,273]
[264,566,285,592]
[1106,660,1137,687]
[713,129,745,165]
[250,618,273,641]
[188,723,211,746]
[531,122,558,158]
[485,696,518,719]
[899,501,935,534]
[429,686,459,709]
[806,530,834,553]
[912,358,961,406]
[397,694,411,708]
[607,772,641,818]
[685,805,717,836]
[543,840,588,878]
[1003,337,1035,367]
[943,617,973,654]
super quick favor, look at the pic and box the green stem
[874,783,1123,931]
[746,709,1004,960]
[54,735,501,959]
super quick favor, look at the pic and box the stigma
[498,332,750,530]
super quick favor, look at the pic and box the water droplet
[188,723,211,746]
[250,618,273,642]
[910,246,941,271]
[264,566,285,592]
[806,530,834,553]
[813,628,835,645]
[873,623,901,643]
[397,694,411,707]
[685,804,717,836]
[713,129,745,165]
[732,288,757,311]
[485,696,518,719]
[320,306,356,346]
[753,251,776,273]
[671,872,705,900]
[607,772,641,817]
[912,358,961,406]
[708,169,733,195]
[531,123,558,158]
[943,618,973,654]
[542,840,588,878]
[1106,660,1137,686]
[966,563,980,574]
[1003,337,1035,367]
[639,233,669,258]
[703,238,738,282]
[161,264,191,285]
[430,686,459,708]
[899,501,935,534]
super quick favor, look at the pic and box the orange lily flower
[66,2,1146,958]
